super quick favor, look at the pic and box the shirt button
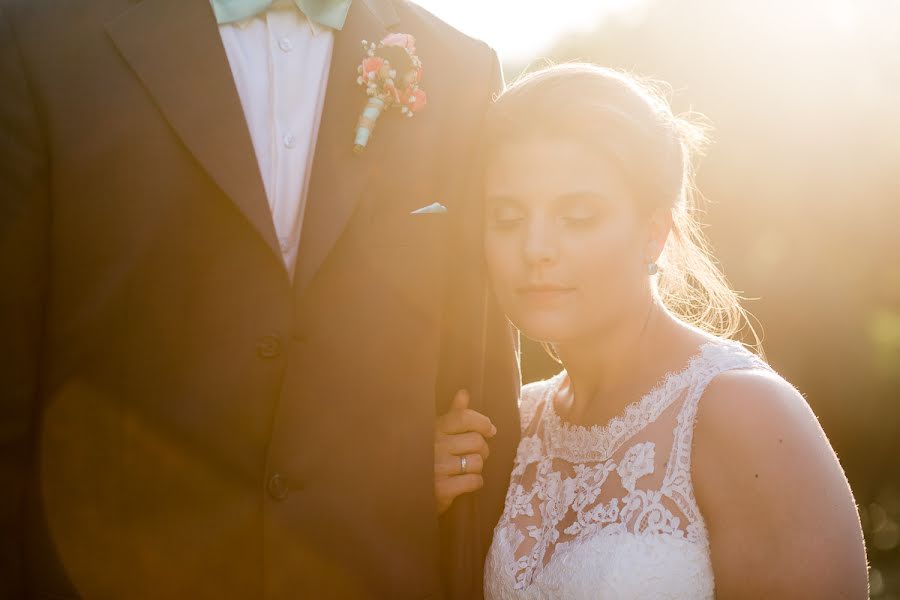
[278,37,293,52]
[267,473,289,501]
[256,334,282,359]
[283,133,296,149]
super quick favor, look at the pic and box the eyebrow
[486,191,607,201]
[484,194,521,205]
[555,191,610,203]
[484,190,612,209]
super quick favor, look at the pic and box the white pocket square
[410,202,448,215]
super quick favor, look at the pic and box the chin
[509,311,582,346]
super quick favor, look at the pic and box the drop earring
[645,241,659,275]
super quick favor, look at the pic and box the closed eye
[556,192,608,228]
[487,199,526,229]
[490,216,524,230]
[559,214,597,227]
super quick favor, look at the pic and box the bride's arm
[692,369,869,599]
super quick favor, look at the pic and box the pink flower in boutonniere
[361,56,385,79]
[405,87,427,112]
[353,33,427,154]
[380,32,416,53]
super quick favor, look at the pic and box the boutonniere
[353,33,427,154]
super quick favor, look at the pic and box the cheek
[483,234,504,280]
[566,222,638,276]
[563,222,644,306]
[484,234,519,295]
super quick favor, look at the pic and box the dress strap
[663,340,773,521]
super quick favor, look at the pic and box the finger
[451,389,469,412]
[435,453,484,477]
[436,474,484,503]
[446,431,490,459]
[435,390,472,434]
[440,407,496,438]
[461,409,497,438]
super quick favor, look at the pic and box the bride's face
[484,138,652,344]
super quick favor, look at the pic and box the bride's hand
[434,389,497,516]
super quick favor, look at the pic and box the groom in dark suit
[0,0,520,597]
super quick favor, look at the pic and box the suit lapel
[293,0,399,293]
[106,0,280,259]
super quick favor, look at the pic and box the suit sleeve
[435,46,521,600]
[0,7,50,595]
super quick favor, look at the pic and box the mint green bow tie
[211,0,352,30]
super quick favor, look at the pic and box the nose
[522,220,558,266]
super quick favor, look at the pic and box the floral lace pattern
[484,339,772,599]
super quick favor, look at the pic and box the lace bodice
[484,339,772,599]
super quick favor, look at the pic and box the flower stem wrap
[353,97,385,154]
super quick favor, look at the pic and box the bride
[434,64,869,598]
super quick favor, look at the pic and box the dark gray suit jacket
[0,0,520,597]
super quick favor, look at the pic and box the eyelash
[488,213,597,229]
[559,215,597,227]
[491,217,523,230]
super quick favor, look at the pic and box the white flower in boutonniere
[353,33,427,154]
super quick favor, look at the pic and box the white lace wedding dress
[484,338,772,599]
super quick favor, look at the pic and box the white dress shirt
[217,1,334,276]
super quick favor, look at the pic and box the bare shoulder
[695,367,822,455]
[692,366,837,517]
[691,366,869,598]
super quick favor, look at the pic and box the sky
[412,0,647,62]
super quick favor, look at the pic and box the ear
[645,207,673,263]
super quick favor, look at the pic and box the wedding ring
[460,455,468,475]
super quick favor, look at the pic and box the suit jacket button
[256,334,282,358]
[267,473,289,500]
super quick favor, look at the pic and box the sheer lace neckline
[545,339,718,436]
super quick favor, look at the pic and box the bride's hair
[483,62,761,351]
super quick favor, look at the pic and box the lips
[516,283,575,303]
[516,283,575,294]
